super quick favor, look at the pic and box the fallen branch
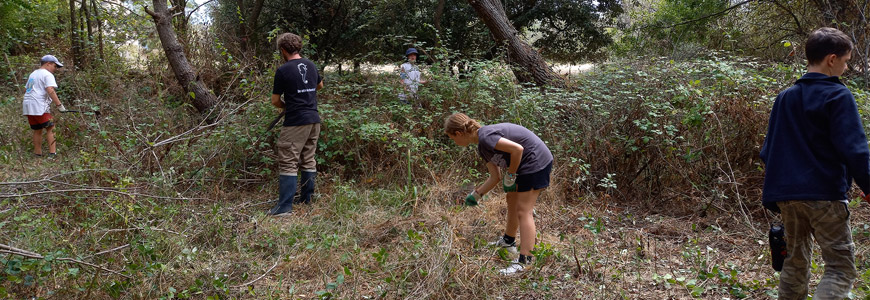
[83,244,131,260]
[0,244,131,279]
[231,260,280,288]
[100,227,189,238]
[0,188,210,201]
[0,169,117,186]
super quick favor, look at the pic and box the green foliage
[616,0,730,58]
[506,0,620,62]
[213,0,619,65]
[0,0,66,54]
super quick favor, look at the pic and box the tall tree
[90,0,104,61]
[466,0,564,86]
[69,0,80,70]
[146,0,218,113]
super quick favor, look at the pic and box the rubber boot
[268,175,297,215]
[299,171,316,204]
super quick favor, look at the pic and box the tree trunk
[247,0,265,52]
[91,0,105,61]
[69,0,80,70]
[146,0,217,113]
[83,0,93,44]
[79,6,89,67]
[83,0,94,66]
[236,0,247,52]
[466,0,564,87]
[434,0,446,48]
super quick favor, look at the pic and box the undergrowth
[3,53,870,298]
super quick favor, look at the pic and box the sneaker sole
[498,263,525,275]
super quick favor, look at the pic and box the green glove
[503,172,517,193]
[465,190,482,206]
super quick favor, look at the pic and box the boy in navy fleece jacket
[760,27,870,299]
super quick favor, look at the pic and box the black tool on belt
[769,223,787,271]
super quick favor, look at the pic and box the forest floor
[4,57,870,299]
[5,148,870,299]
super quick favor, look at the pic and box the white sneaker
[488,236,518,254]
[498,260,526,275]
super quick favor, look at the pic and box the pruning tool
[266,110,286,131]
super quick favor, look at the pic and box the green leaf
[783,41,792,47]
[188,92,196,99]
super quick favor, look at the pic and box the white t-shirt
[399,62,422,93]
[22,69,57,116]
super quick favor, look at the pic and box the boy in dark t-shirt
[268,33,324,216]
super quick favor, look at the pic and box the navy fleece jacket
[760,72,870,212]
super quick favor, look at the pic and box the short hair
[806,27,853,65]
[276,33,303,55]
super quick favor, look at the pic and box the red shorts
[27,113,54,130]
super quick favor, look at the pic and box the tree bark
[69,0,80,70]
[83,0,93,44]
[91,0,105,61]
[82,0,94,66]
[434,0,446,48]
[146,0,217,113]
[466,0,564,87]
[247,0,265,51]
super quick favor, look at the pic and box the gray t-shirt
[477,123,553,175]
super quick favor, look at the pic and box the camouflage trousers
[778,200,857,300]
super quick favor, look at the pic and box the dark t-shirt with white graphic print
[272,58,323,127]
[477,123,553,175]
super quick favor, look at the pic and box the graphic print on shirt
[298,63,308,84]
[491,153,508,168]
[25,78,35,93]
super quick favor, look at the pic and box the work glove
[464,190,481,206]
[503,172,517,193]
[57,104,67,112]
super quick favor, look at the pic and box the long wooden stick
[0,187,210,201]
[0,244,131,279]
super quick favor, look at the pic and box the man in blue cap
[397,48,426,104]
[22,55,67,157]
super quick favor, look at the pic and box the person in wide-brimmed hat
[397,48,427,104]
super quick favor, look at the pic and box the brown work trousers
[277,123,320,176]
[778,200,856,300]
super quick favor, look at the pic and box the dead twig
[0,169,118,186]
[0,244,131,279]
[0,188,210,201]
[99,227,189,239]
[83,244,131,260]
[231,259,280,288]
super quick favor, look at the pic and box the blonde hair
[444,113,481,135]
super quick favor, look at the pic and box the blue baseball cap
[40,55,64,68]
[405,48,418,56]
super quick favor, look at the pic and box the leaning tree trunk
[145,0,217,113]
[466,0,564,87]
